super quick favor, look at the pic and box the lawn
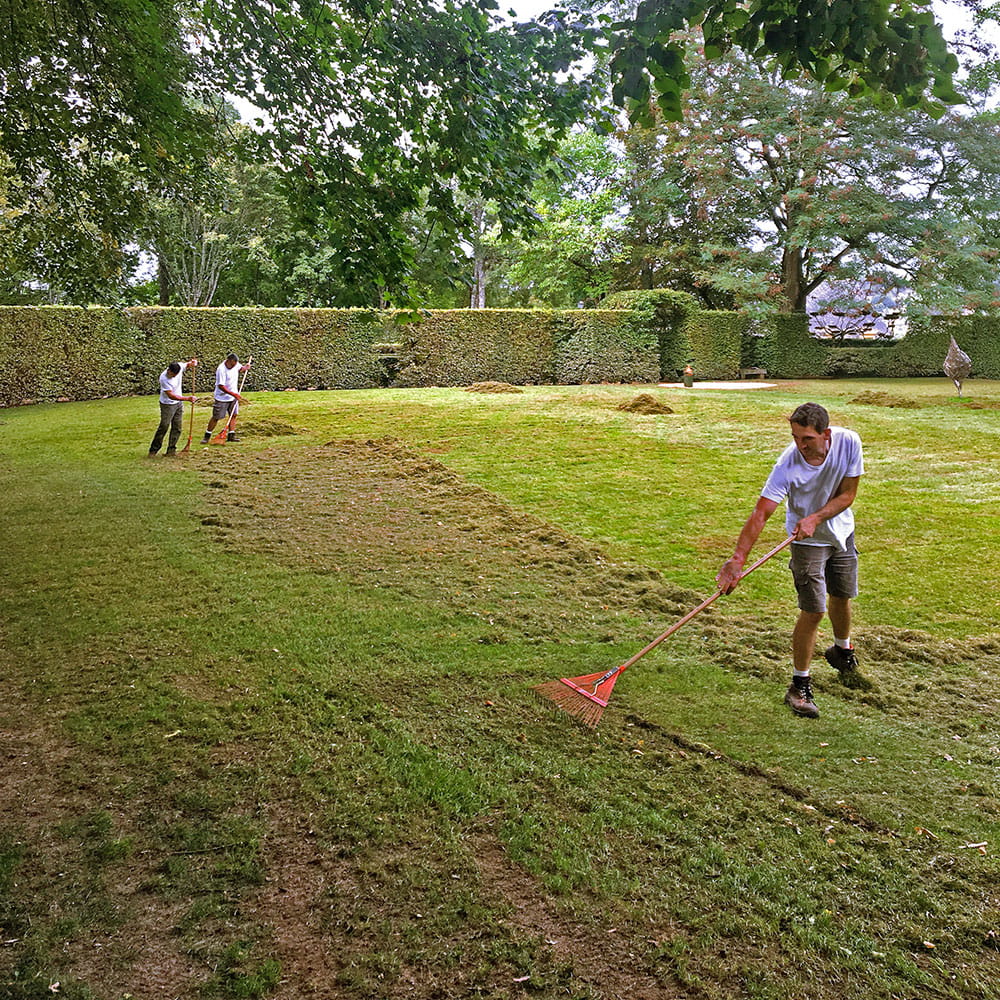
[1,378,998,999]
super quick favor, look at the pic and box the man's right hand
[715,557,745,594]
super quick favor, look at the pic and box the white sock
[793,669,811,679]
[834,637,852,649]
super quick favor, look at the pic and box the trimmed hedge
[394,309,556,386]
[551,309,659,384]
[888,317,1000,378]
[755,314,827,378]
[129,307,387,392]
[603,290,702,380]
[0,307,141,406]
[685,311,746,380]
[2,302,998,407]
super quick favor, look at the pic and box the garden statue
[943,336,972,396]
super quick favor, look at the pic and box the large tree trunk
[157,257,171,305]
[780,246,808,312]
[471,255,487,308]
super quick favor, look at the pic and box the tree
[1,1,599,304]
[614,115,762,307]
[621,40,1000,315]
[1,0,968,304]
[0,0,217,299]
[495,130,628,308]
[145,127,290,307]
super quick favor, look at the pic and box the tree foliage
[1,0,973,304]
[147,137,289,307]
[618,40,1000,315]
[0,0,218,299]
[609,0,962,123]
[496,131,627,308]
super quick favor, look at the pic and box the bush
[756,314,826,378]
[0,307,140,407]
[3,303,997,408]
[129,307,387,392]
[603,290,701,380]
[552,309,659,384]
[394,309,556,386]
[685,311,746,380]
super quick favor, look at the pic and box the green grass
[1,378,999,999]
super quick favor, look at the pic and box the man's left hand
[794,514,821,540]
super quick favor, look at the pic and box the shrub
[394,309,556,386]
[551,309,659,384]
[603,290,701,380]
[0,307,140,407]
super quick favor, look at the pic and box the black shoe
[227,432,240,442]
[825,644,859,673]
[201,433,211,444]
[785,679,819,718]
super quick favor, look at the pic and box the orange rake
[533,534,793,728]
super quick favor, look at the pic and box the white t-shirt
[761,426,864,549]
[158,362,189,405]
[214,362,240,402]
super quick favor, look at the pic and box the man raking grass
[716,401,865,718]
[202,353,252,444]
[148,356,198,457]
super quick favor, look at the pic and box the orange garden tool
[533,534,793,728]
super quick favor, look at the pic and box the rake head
[532,669,622,729]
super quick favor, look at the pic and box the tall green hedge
[888,317,1000,378]
[129,307,388,391]
[394,309,556,386]
[756,314,827,378]
[685,311,746,379]
[551,309,659,384]
[602,290,701,380]
[0,307,141,406]
[2,303,997,408]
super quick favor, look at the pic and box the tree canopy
[0,0,972,304]
[629,41,1000,315]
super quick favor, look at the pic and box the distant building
[808,280,906,340]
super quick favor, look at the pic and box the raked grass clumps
[1,378,998,999]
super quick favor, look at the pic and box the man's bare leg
[792,610,824,673]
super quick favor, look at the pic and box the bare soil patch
[0,690,203,998]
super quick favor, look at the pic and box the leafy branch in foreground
[608,0,962,122]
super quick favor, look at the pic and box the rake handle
[181,361,196,452]
[614,534,793,678]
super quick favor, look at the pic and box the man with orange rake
[201,353,251,444]
[716,401,865,719]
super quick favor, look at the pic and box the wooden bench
[739,367,768,380]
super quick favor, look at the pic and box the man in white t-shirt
[201,353,251,444]
[149,357,198,456]
[716,402,864,718]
